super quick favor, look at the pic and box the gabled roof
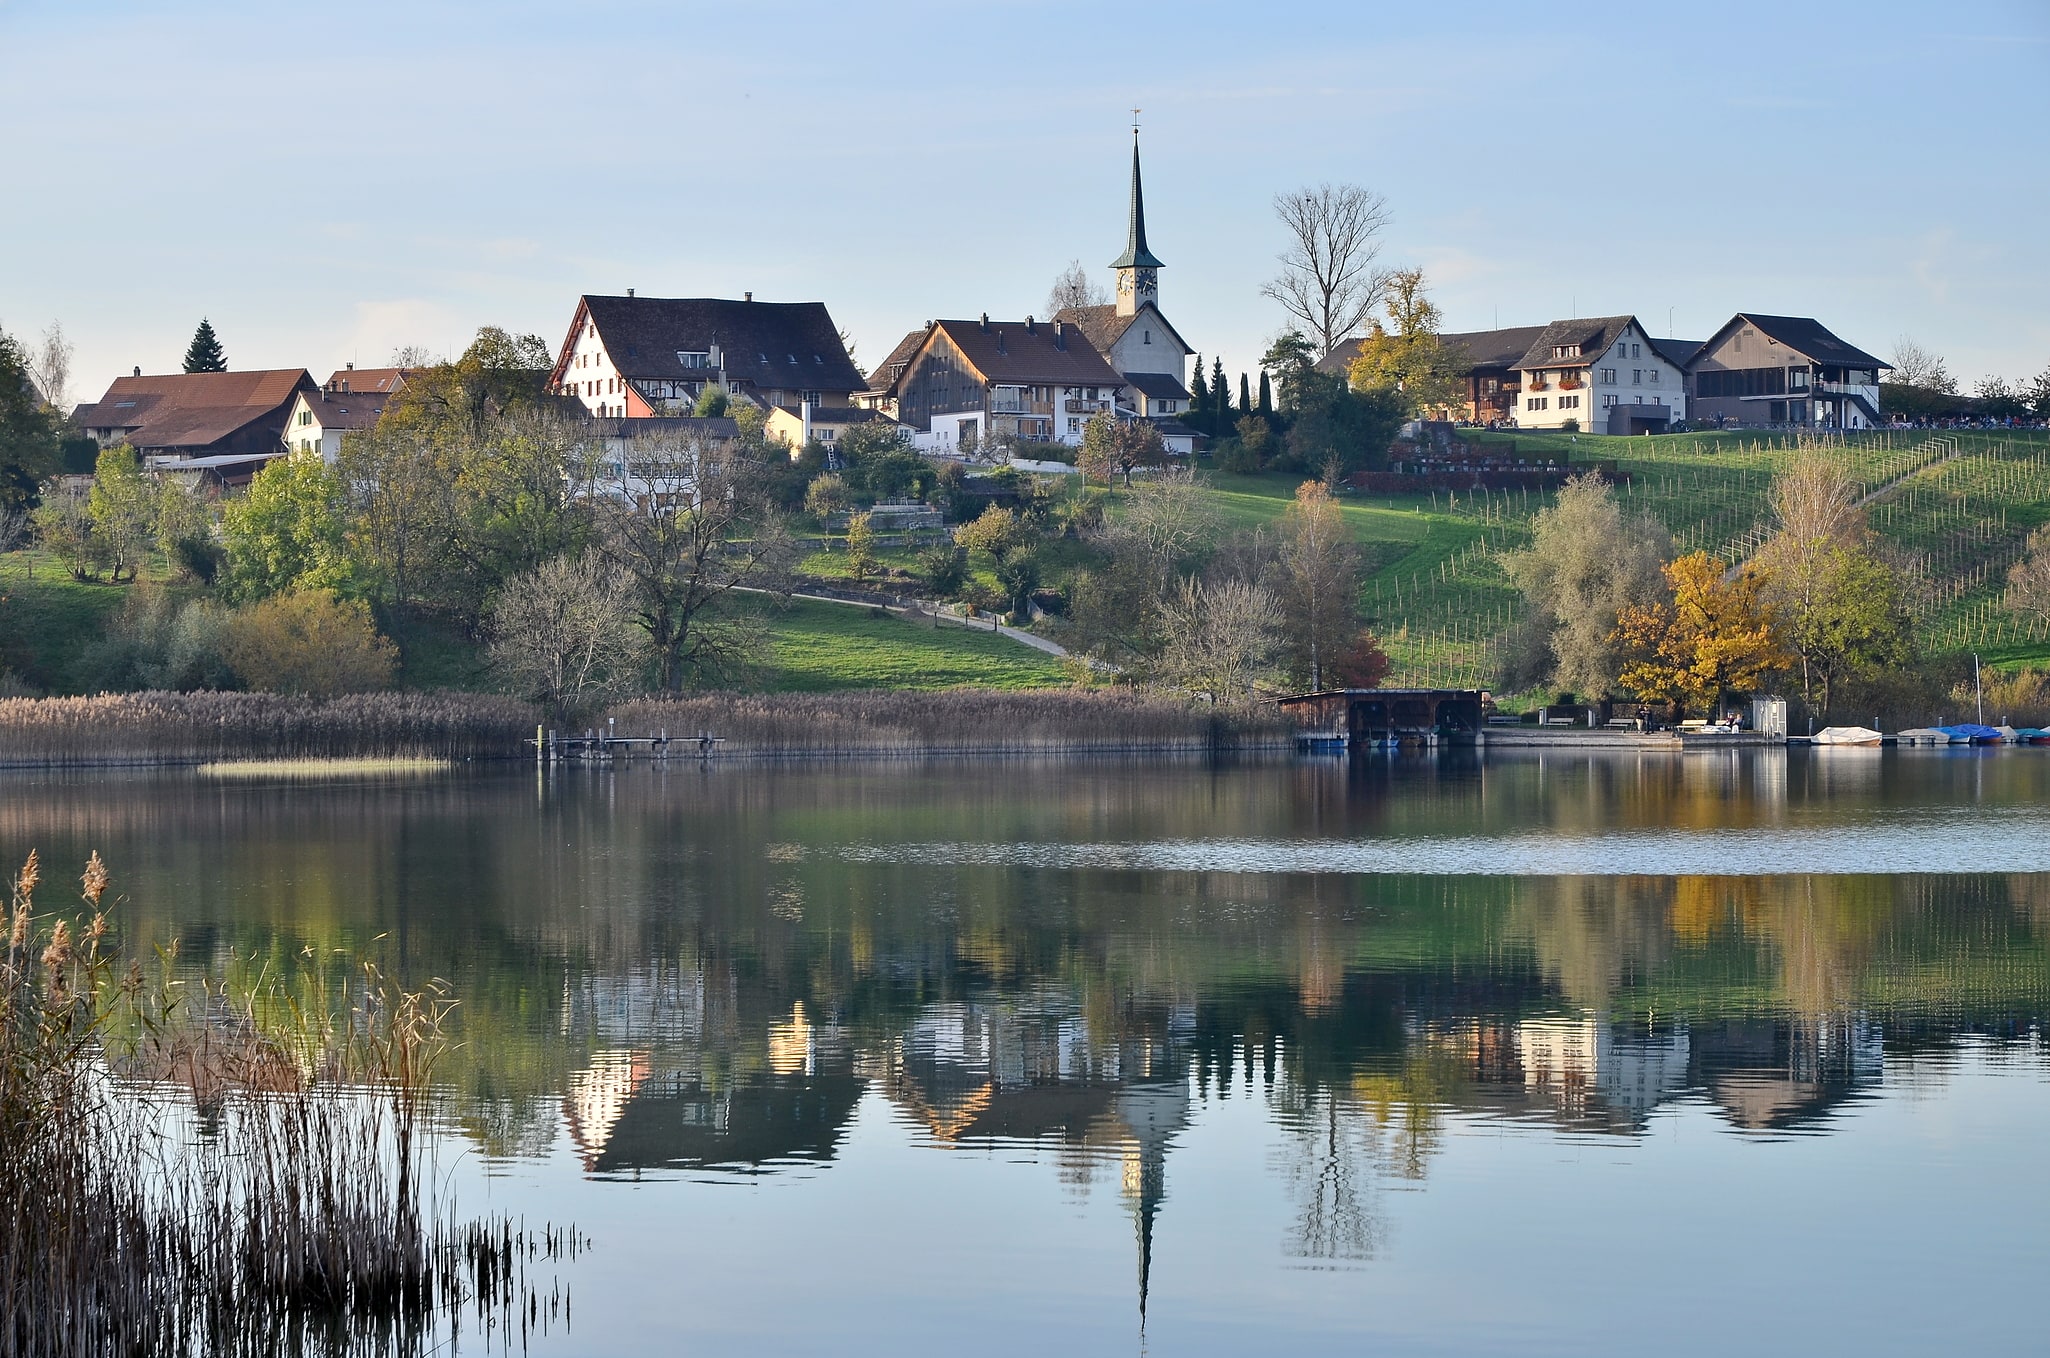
[322,367,411,395]
[75,369,316,450]
[1648,337,1704,369]
[297,389,389,431]
[1053,302,1193,359]
[1703,314,1890,370]
[865,326,933,394]
[587,415,741,442]
[771,404,904,426]
[1124,371,1191,402]
[911,318,1126,391]
[556,295,865,392]
[1512,316,1639,371]
[1318,324,1549,377]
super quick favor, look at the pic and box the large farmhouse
[74,368,317,470]
[866,315,1128,453]
[548,293,863,419]
[1686,314,1888,431]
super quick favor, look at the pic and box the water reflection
[1,755,2047,1335]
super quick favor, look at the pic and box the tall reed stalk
[0,853,575,1357]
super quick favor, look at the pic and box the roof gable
[563,294,865,392]
[1699,314,1889,370]
[76,369,317,449]
[1513,316,1640,370]
[922,318,1125,388]
[1053,303,1192,359]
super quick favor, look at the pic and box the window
[1602,394,1618,407]
[1561,394,1580,409]
[1552,344,1581,359]
[1631,344,1641,359]
[1144,330,1152,344]
[1632,370,1642,385]
[298,410,311,426]
[1769,400,1788,422]
[1600,368,1616,384]
[1649,369,1659,383]
[677,351,710,369]
[1160,399,1176,413]
[1068,418,1081,433]
[1789,368,1810,390]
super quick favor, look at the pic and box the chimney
[1025,315,1036,334]
[801,397,812,449]
[133,365,141,377]
[996,330,1006,355]
[627,287,635,297]
[1054,321,1065,350]
[744,291,753,303]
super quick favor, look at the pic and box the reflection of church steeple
[1116,1079,1189,1329]
[1110,124,1164,318]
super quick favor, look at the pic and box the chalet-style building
[74,368,317,466]
[1686,314,1888,430]
[1054,130,1196,439]
[865,315,1127,453]
[1512,316,1688,434]
[548,292,863,419]
[281,365,414,460]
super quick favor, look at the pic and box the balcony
[1065,398,1110,414]
[990,399,1054,416]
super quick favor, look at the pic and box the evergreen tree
[1258,369,1273,417]
[1190,357,1209,432]
[1211,356,1227,429]
[1239,373,1253,418]
[182,318,227,373]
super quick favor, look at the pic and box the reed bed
[0,692,537,767]
[601,688,1293,755]
[0,852,576,1357]
[198,757,454,779]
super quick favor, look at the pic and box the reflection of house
[548,292,864,419]
[1516,1014,1691,1126]
[1687,314,1889,430]
[1692,1016,1882,1130]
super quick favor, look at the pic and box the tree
[844,510,878,582]
[1260,183,1393,359]
[1975,375,2028,420]
[155,478,220,583]
[2026,364,2050,420]
[31,484,98,579]
[692,385,729,418]
[2003,527,2050,626]
[1614,552,1791,715]
[220,590,397,696]
[1505,473,1673,696]
[0,326,61,511]
[1190,357,1208,426]
[1106,465,1216,599]
[85,446,156,583]
[1238,373,1252,418]
[1344,268,1467,418]
[1888,336,1954,394]
[598,433,793,691]
[1157,577,1278,704]
[955,504,1040,616]
[1045,259,1109,315]
[1272,479,1360,690]
[489,551,648,717]
[27,321,72,414]
[1258,370,1273,417]
[182,318,227,373]
[221,452,355,601]
[1210,357,1228,430]
[1278,370,1404,477]
[336,423,441,607]
[1332,630,1391,689]
[918,544,966,599]
[1078,411,1118,485]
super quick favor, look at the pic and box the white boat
[1896,728,1948,746]
[1812,726,1884,746]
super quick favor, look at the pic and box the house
[1320,324,1549,424]
[1511,316,1687,434]
[864,315,1127,453]
[279,367,414,460]
[585,415,738,510]
[1686,314,1888,430]
[762,403,912,456]
[548,292,864,419]
[1053,130,1197,451]
[73,367,318,468]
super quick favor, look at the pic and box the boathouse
[1277,689,1487,746]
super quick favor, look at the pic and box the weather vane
[1132,107,1141,132]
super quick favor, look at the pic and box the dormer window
[1552,344,1581,359]
[787,355,797,364]
[677,351,711,369]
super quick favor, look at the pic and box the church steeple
[1111,124,1163,317]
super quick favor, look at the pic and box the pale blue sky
[3,0,2045,402]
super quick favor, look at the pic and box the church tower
[1110,127,1164,318]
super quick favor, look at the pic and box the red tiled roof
[75,369,317,453]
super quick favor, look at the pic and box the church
[862,130,1200,455]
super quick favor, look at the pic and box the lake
[4,749,2046,1356]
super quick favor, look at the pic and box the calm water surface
[4,749,2047,1356]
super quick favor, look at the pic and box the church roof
[1054,304,1193,359]
[1108,131,1164,271]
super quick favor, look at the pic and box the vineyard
[1298,428,2050,693]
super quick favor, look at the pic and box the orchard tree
[85,445,156,582]
[221,452,355,600]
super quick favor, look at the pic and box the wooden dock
[528,722,725,763]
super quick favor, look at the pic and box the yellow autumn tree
[1613,551,1791,715]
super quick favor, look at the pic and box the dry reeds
[600,688,1293,756]
[0,852,575,1357]
[198,756,454,779]
[0,691,537,767]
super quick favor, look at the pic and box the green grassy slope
[757,597,1066,692]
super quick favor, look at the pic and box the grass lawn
[754,597,1065,692]
[0,551,144,692]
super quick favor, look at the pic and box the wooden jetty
[529,720,725,763]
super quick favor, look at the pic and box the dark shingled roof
[586,415,740,441]
[1319,324,1549,377]
[1722,314,1889,370]
[1053,303,1194,359]
[75,369,317,452]
[568,295,864,393]
[865,326,932,393]
[302,391,388,431]
[1124,371,1191,402]
[1648,337,1704,369]
[926,318,1125,388]
[1512,316,1639,371]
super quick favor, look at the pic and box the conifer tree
[1190,356,1208,430]
[1211,356,1227,428]
[182,318,227,373]
[1258,369,1273,417]
[1239,373,1253,417]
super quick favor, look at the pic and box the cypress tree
[1258,369,1273,416]
[182,319,227,373]
[1239,373,1252,418]
[1190,356,1208,431]
[1211,356,1227,429]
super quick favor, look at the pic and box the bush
[220,590,398,697]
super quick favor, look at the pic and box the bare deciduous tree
[1106,464,1217,599]
[490,550,649,716]
[1271,479,1362,691]
[2004,527,2050,627]
[1260,184,1393,360]
[1157,576,1278,704]
[387,344,436,368]
[1889,336,1956,393]
[1045,259,1109,316]
[28,321,72,413]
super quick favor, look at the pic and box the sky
[3,0,2045,406]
